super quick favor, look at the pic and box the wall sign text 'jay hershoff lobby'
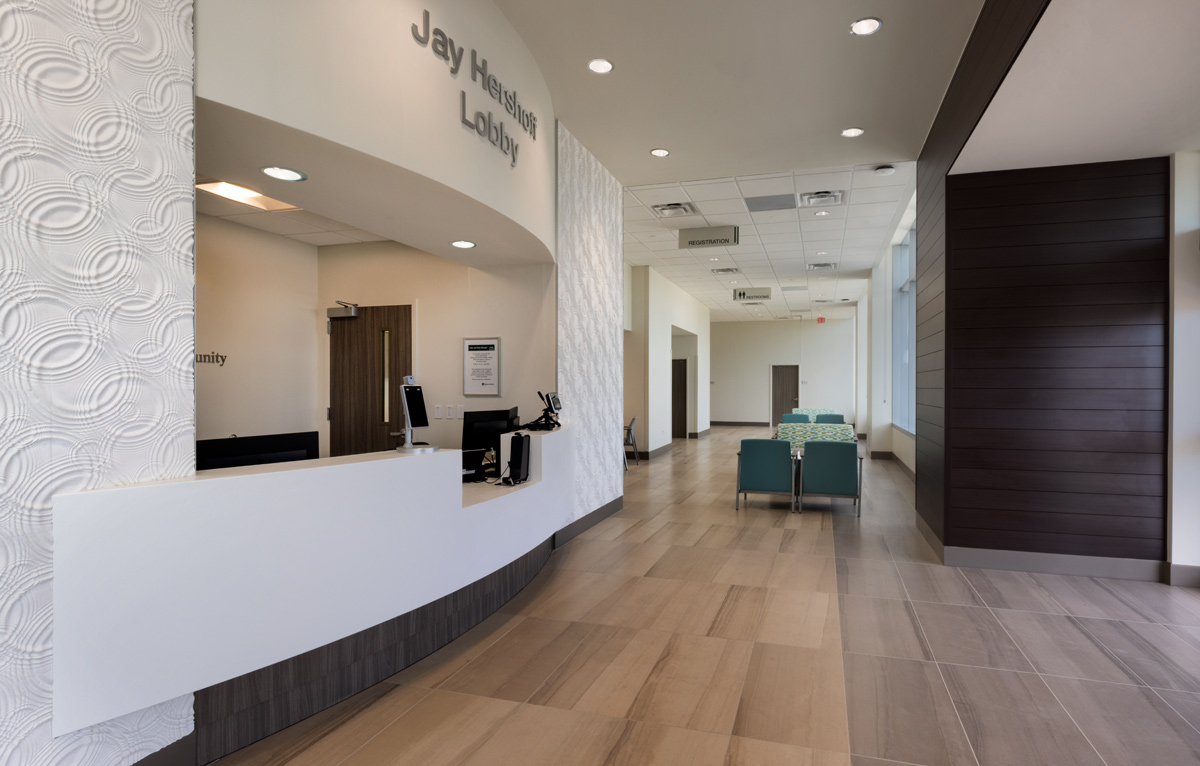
[412,9,538,168]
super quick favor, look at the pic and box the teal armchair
[814,414,844,424]
[736,439,796,511]
[780,413,809,423]
[798,440,862,515]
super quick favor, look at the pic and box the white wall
[893,429,917,474]
[196,215,321,440]
[646,269,711,450]
[624,268,650,449]
[196,0,556,257]
[1170,151,1200,567]
[4,0,196,759]
[856,296,870,433]
[317,242,556,453]
[869,255,894,452]
[556,124,624,520]
[799,318,857,421]
[710,321,803,423]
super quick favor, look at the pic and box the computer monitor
[461,406,519,454]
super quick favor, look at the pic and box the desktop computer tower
[500,431,531,484]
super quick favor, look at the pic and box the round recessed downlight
[261,166,308,182]
[816,251,828,256]
[650,148,670,158]
[840,127,865,138]
[874,165,896,176]
[850,17,882,36]
[587,58,614,74]
[451,240,476,249]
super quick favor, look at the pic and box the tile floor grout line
[892,556,983,766]
[326,686,433,766]
[959,566,1113,766]
[1147,686,1200,740]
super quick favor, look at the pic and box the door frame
[768,363,801,425]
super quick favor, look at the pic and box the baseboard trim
[943,546,1165,582]
[554,496,624,548]
[630,444,673,461]
[711,421,769,427]
[857,433,867,440]
[131,732,196,766]
[870,451,894,460]
[688,428,710,439]
[894,460,915,483]
[1169,563,1200,587]
[914,512,945,562]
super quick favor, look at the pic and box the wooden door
[329,305,413,456]
[771,364,799,426]
[672,358,687,439]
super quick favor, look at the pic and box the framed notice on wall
[464,338,500,396]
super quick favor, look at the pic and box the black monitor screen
[402,385,430,428]
[462,407,519,453]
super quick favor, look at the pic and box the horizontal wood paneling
[945,157,1168,561]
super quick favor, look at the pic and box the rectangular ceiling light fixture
[196,181,299,212]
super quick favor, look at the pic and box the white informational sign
[464,338,500,395]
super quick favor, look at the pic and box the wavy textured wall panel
[0,0,196,763]
[556,124,623,520]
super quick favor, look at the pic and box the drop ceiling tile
[849,186,905,205]
[629,184,688,206]
[798,206,847,220]
[623,206,658,221]
[289,231,361,246]
[660,215,708,229]
[624,254,654,265]
[844,236,884,248]
[739,235,761,245]
[623,192,641,206]
[645,241,678,251]
[847,228,890,240]
[725,244,765,255]
[848,202,898,218]
[750,209,798,224]
[802,230,844,242]
[198,191,259,217]
[695,198,748,215]
[689,246,729,256]
[793,171,853,195]
[851,163,914,188]
[341,229,389,242]
[632,230,676,243]
[755,221,800,235]
[764,243,805,254]
[845,215,896,230]
[221,212,323,236]
[801,219,846,233]
[682,181,742,200]
[737,175,795,197]
[758,232,802,244]
[278,209,356,230]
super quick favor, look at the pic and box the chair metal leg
[856,457,863,517]
[623,445,628,471]
[631,433,640,465]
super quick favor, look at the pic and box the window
[891,228,917,432]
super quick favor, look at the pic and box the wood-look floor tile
[549,539,671,577]
[769,554,839,593]
[733,643,848,752]
[386,611,526,689]
[959,569,1066,614]
[645,545,733,583]
[439,618,595,701]
[697,524,785,552]
[1044,676,1200,764]
[1077,618,1200,692]
[839,595,931,661]
[739,506,790,528]
[836,558,907,600]
[713,549,777,587]
[1027,573,1155,622]
[1096,579,1200,627]
[780,529,836,557]
[1154,688,1200,728]
[757,589,840,650]
[884,531,941,565]
[578,576,693,632]
[626,633,753,734]
[613,517,673,543]
[893,562,983,606]
[217,683,429,766]
[520,572,640,622]
[644,521,712,547]
[579,516,646,541]
[674,584,769,641]
[994,610,1141,684]
[912,602,1032,671]
[527,624,662,713]
[339,690,518,766]
[601,721,729,766]
[725,736,851,766]
[833,532,891,561]
[843,653,973,766]
[460,703,624,766]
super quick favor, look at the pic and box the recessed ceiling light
[730,280,739,284]
[451,240,476,249]
[816,251,828,256]
[196,181,298,211]
[709,257,720,261]
[261,166,307,182]
[840,127,865,138]
[850,18,882,36]
[874,165,896,176]
[650,148,670,158]
[815,211,830,217]
[587,58,613,74]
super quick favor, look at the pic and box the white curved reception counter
[53,425,576,736]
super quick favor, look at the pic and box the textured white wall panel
[0,0,196,762]
[556,124,623,520]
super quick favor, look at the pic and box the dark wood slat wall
[914,0,1051,540]
[945,157,1169,559]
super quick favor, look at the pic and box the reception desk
[53,425,576,744]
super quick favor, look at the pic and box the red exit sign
[817,317,826,324]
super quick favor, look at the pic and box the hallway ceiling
[496,0,980,320]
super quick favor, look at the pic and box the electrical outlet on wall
[433,405,443,419]
[457,405,465,419]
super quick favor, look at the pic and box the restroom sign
[732,287,772,302]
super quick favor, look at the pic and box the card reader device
[499,431,531,485]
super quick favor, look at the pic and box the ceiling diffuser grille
[651,202,698,217]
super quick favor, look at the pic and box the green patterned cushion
[776,422,856,447]
[791,408,838,417]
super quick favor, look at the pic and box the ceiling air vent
[806,262,836,271]
[744,194,797,212]
[781,285,809,292]
[741,301,765,306]
[813,299,833,305]
[651,202,698,218]
[711,267,741,275]
[799,190,844,207]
